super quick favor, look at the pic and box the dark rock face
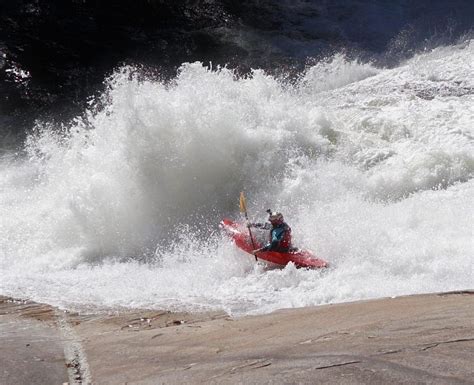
[0,0,473,145]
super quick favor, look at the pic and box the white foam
[1,41,473,315]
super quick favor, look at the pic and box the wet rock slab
[0,298,68,385]
[1,292,473,384]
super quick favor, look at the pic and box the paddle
[239,192,258,261]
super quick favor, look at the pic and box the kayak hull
[220,218,328,269]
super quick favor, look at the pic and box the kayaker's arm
[254,227,284,253]
[253,241,278,254]
[248,222,271,230]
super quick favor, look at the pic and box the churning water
[1,41,473,315]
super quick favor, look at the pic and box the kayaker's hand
[252,249,260,256]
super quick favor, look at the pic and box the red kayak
[220,218,328,269]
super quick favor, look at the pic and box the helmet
[268,211,284,224]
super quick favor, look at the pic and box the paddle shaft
[239,192,258,261]
[244,212,258,261]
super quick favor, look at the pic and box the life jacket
[269,222,292,251]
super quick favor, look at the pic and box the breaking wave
[1,41,473,315]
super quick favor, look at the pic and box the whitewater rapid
[1,40,473,315]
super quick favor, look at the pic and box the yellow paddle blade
[239,191,247,213]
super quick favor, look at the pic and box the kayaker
[248,210,292,255]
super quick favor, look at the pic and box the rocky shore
[1,291,472,384]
